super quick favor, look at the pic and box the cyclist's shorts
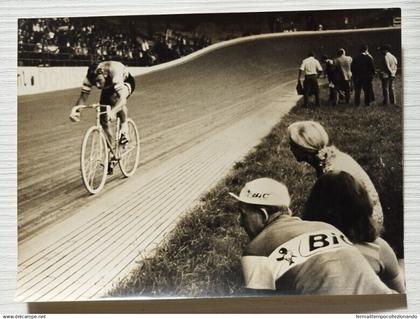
[124,73,136,96]
[100,73,136,105]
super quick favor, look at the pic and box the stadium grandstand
[18,9,400,67]
[18,17,212,66]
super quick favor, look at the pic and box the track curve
[18,28,401,241]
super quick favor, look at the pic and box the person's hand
[69,105,81,122]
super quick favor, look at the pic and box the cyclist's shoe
[119,133,130,145]
[107,163,114,175]
[107,160,117,175]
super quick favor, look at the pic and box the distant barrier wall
[17,27,400,96]
[17,67,150,96]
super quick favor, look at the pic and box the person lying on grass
[287,120,384,234]
[303,170,405,293]
[228,177,395,295]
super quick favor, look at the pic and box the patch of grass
[110,77,402,297]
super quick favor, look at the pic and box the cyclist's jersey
[81,61,134,97]
[242,214,395,295]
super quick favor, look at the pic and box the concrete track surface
[17,28,400,301]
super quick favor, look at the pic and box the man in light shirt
[298,52,323,108]
[334,48,353,104]
[378,44,398,106]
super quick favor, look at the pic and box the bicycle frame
[79,103,140,194]
[92,104,122,161]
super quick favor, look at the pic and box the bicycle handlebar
[78,103,111,110]
[70,104,112,122]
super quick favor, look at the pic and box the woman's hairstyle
[303,170,378,243]
[287,121,337,165]
[287,121,329,152]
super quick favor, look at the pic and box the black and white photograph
[16,8,404,302]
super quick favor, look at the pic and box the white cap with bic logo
[228,177,291,207]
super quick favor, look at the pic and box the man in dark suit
[351,45,376,106]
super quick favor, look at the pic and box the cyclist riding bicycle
[69,60,136,147]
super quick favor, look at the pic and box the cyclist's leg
[100,88,115,147]
[117,76,135,144]
[101,91,117,175]
[110,91,129,144]
[99,104,115,175]
[118,105,128,130]
[100,111,114,146]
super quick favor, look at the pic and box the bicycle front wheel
[119,118,140,177]
[80,126,109,194]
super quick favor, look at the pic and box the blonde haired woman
[287,120,384,232]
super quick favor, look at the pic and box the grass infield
[110,76,402,298]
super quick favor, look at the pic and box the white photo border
[1,0,419,313]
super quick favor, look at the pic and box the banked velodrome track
[17,28,400,301]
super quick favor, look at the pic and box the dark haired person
[69,61,136,147]
[297,52,323,108]
[378,44,398,106]
[303,171,405,293]
[351,44,376,106]
[287,120,384,233]
[228,177,395,295]
[321,55,340,106]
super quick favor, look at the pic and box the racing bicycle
[77,103,140,194]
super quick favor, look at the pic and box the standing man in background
[322,55,339,106]
[334,48,352,104]
[351,44,376,107]
[298,52,323,108]
[378,44,398,106]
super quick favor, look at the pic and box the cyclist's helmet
[86,62,102,84]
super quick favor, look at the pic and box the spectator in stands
[272,16,284,32]
[18,18,212,66]
[287,120,384,234]
[378,44,398,106]
[334,48,353,104]
[351,44,376,107]
[303,171,405,293]
[306,16,318,31]
[298,52,323,108]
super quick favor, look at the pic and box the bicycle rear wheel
[80,126,109,194]
[119,118,140,177]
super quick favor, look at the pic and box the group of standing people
[298,44,398,108]
[229,121,404,295]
